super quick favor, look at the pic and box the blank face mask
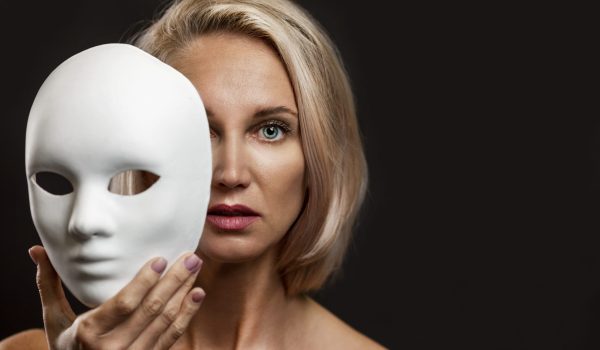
[25,44,211,307]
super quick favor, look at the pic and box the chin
[197,231,276,264]
[65,277,126,308]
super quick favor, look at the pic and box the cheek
[114,179,206,256]
[29,185,71,245]
[254,143,305,217]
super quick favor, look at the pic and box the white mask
[25,44,211,307]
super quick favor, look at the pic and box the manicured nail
[28,248,38,265]
[184,254,201,272]
[151,258,167,273]
[192,289,205,303]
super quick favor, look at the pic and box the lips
[71,255,114,263]
[207,204,260,231]
[68,254,117,279]
[69,247,117,264]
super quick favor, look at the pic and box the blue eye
[262,125,280,140]
[257,120,292,142]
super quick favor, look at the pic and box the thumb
[29,245,76,333]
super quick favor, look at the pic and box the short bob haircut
[131,0,368,295]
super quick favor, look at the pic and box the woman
[0,0,383,348]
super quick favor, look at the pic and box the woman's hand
[28,245,205,350]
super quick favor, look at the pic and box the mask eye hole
[33,172,74,195]
[108,170,160,196]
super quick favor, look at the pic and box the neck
[184,248,306,349]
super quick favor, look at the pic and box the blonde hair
[131,0,368,295]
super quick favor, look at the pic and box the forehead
[170,33,297,114]
[26,44,207,172]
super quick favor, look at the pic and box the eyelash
[209,119,293,142]
[257,120,293,142]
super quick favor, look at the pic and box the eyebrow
[206,106,298,119]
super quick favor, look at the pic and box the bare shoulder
[0,329,48,350]
[302,298,388,350]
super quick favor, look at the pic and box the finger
[29,246,76,334]
[90,256,168,333]
[155,288,205,350]
[127,272,200,349]
[112,253,202,341]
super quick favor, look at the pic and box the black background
[0,1,594,349]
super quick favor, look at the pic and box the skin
[175,32,307,265]
[0,32,385,350]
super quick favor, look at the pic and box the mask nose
[68,185,114,241]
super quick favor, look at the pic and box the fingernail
[151,258,167,273]
[184,254,201,272]
[28,248,38,265]
[192,289,205,303]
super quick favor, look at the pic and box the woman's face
[170,33,306,263]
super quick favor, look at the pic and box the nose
[212,134,251,190]
[68,185,114,240]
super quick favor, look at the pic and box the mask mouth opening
[108,170,160,196]
[32,171,73,195]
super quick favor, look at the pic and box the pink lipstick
[207,204,260,231]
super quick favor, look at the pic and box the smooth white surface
[25,44,211,307]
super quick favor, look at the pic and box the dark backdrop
[0,1,594,349]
